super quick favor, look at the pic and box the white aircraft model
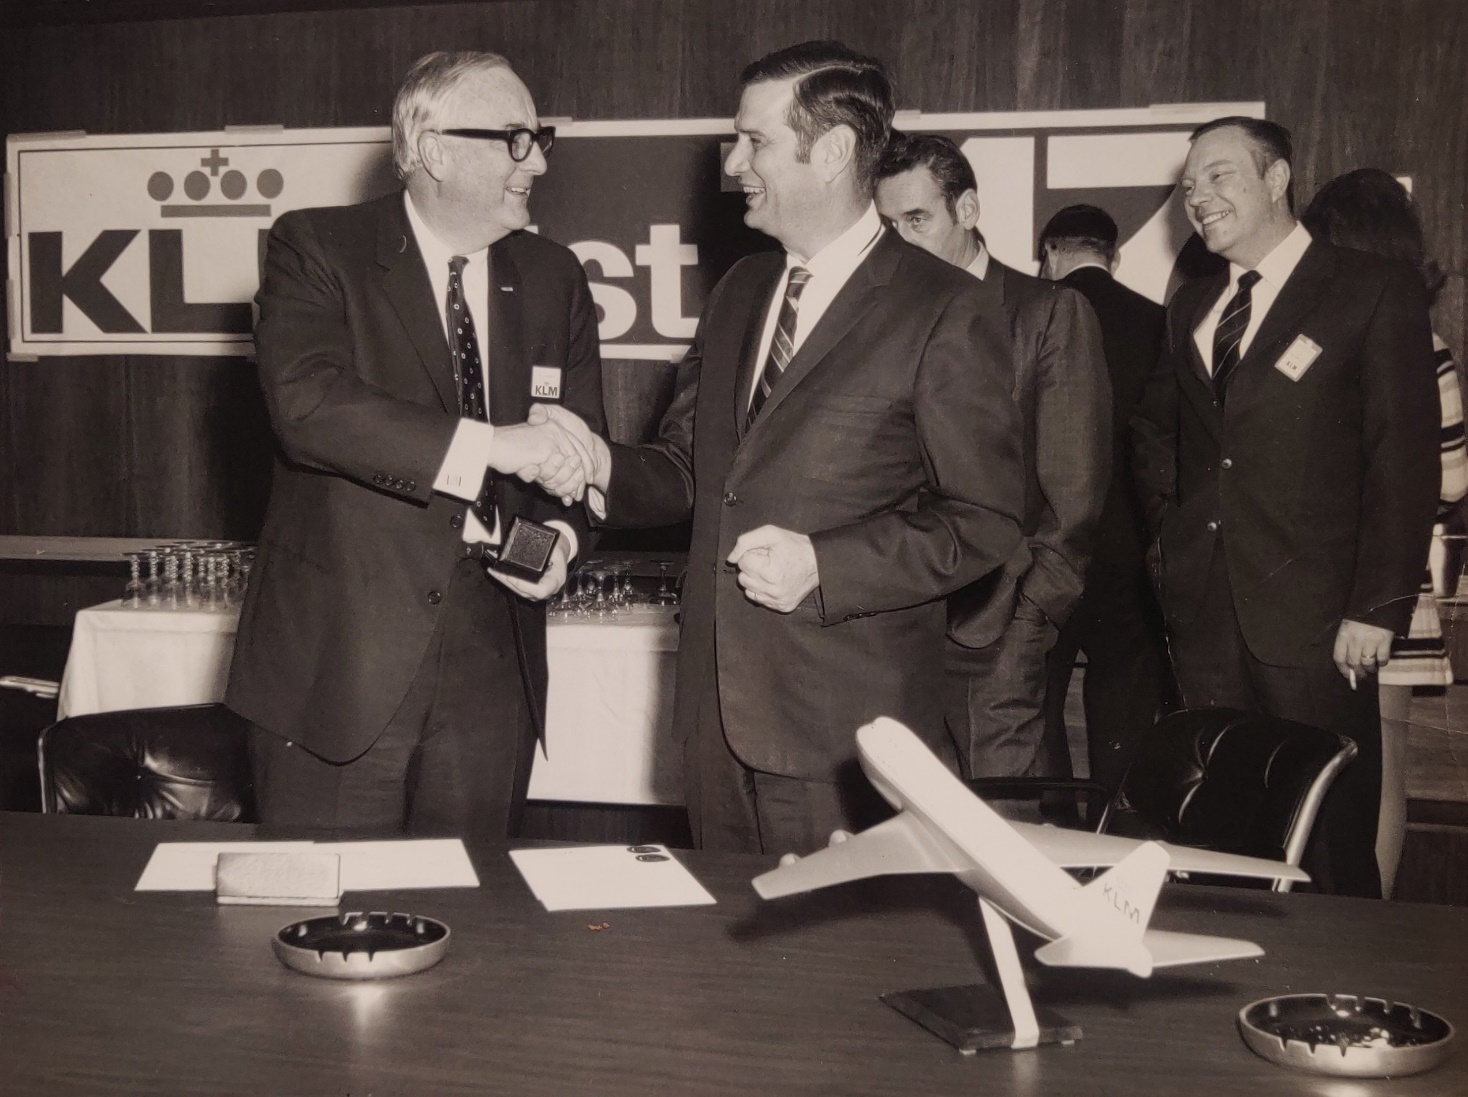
[752,717,1310,1051]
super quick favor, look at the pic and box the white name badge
[531,365,563,400]
[1274,334,1322,381]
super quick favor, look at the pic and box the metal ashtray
[1239,993,1454,1077]
[273,911,450,980]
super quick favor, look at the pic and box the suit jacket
[946,257,1110,648]
[1062,265,1164,580]
[226,192,604,762]
[1132,239,1439,664]
[602,231,1026,781]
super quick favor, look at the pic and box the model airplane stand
[881,898,1082,1053]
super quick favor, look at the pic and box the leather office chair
[38,703,255,822]
[971,707,1358,892]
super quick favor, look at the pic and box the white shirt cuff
[434,418,496,502]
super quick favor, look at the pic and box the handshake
[490,404,610,505]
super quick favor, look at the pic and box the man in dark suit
[1132,117,1439,896]
[226,51,605,838]
[873,136,1110,804]
[1035,204,1170,804]
[534,42,1026,854]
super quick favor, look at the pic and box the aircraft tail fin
[1033,842,1169,977]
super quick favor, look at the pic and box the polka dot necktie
[747,266,812,429]
[448,255,498,530]
[1211,269,1262,402]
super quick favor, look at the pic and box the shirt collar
[404,191,488,272]
[963,240,991,281]
[1067,259,1111,275]
[788,203,884,277]
[1231,220,1311,293]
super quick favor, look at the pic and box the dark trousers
[1040,564,1171,798]
[1167,550,1383,899]
[250,557,538,842]
[682,671,892,855]
[944,604,1057,782]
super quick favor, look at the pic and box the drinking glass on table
[122,553,144,609]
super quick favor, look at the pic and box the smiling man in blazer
[227,51,605,839]
[1132,117,1439,896]
[535,41,1025,853]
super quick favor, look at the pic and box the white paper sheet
[509,844,717,911]
[134,839,480,892]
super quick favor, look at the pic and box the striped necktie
[1211,269,1262,400]
[448,255,497,531]
[747,266,812,429]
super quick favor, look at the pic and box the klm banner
[4,103,1260,360]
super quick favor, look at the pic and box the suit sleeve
[1017,287,1111,625]
[254,210,455,504]
[597,276,734,530]
[810,287,1026,618]
[1346,266,1440,632]
[1130,299,1186,539]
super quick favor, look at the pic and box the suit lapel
[1184,272,1226,388]
[375,197,457,414]
[746,230,897,434]
[487,239,528,426]
[731,254,786,440]
[1234,240,1335,378]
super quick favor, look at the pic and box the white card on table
[509,844,717,911]
[1274,334,1322,381]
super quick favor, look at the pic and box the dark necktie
[1211,269,1262,400]
[448,255,498,532]
[747,266,812,429]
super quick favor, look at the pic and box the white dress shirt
[410,193,575,556]
[1193,221,1313,373]
[963,241,992,282]
[746,203,886,409]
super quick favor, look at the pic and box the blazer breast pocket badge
[1274,334,1322,381]
[531,365,563,400]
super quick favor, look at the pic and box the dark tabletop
[1,812,1463,1096]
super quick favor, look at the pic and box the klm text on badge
[1274,334,1322,381]
[531,366,563,400]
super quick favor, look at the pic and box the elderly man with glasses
[226,50,605,839]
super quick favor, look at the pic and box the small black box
[485,516,560,582]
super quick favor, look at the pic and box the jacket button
[723,492,739,506]
[373,474,384,484]
[427,590,443,605]
[450,514,464,530]
[1220,458,1233,470]
[1206,520,1220,533]
[405,480,416,492]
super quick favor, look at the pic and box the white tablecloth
[58,601,681,806]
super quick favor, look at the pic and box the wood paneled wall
[3,0,1465,546]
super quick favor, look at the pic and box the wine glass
[122,553,144,609]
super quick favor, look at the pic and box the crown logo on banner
[147,149,281,218]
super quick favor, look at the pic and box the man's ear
[419,131,451,182]
[1265,158,1292,206]
[953,188,980,231]
[816,124,858,183]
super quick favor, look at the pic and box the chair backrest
[1105,707,1357,879]
[38,703,255,822]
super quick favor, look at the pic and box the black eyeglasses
[438,126,556,162]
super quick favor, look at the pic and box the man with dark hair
[228,51,604,838]
[1132,117,1439,896]
[874,134,1110,806]
[533,41,1026,853]
[1035,204,1170,805]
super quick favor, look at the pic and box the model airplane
[752,717,1310,1051]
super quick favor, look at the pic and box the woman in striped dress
[1303,168,1467,897]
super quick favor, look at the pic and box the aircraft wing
[1009,822,1310,885]
[1142,928,1263,967]
[751,811,966,900]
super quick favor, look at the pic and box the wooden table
[1,812,1464,1095]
